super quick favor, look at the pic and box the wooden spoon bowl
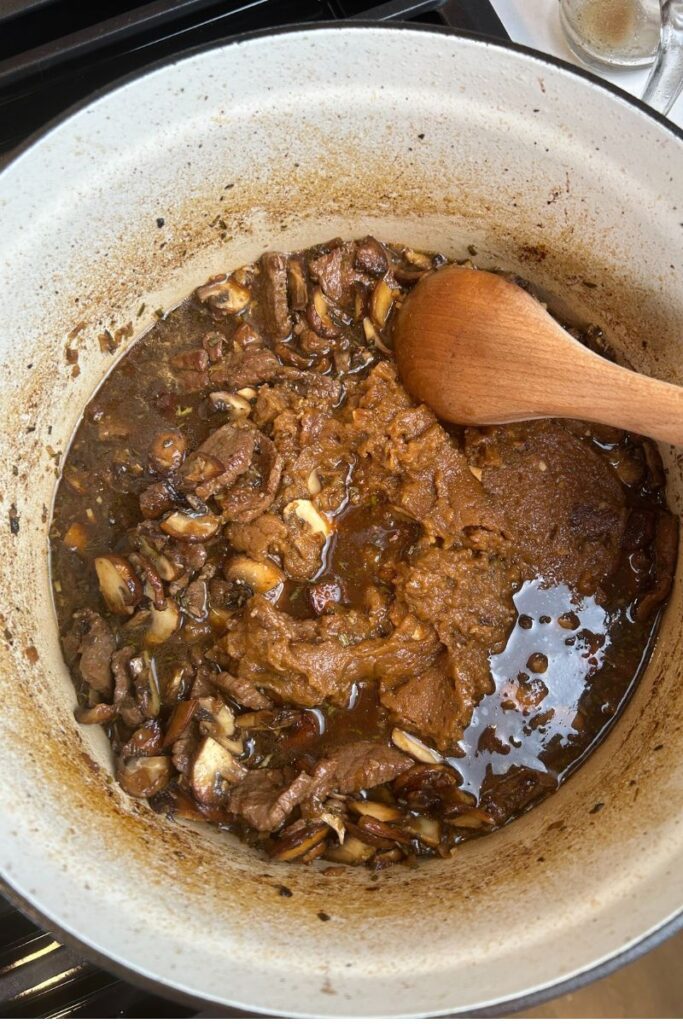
[393,265,683,447]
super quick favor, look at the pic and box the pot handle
[642,0,683,114]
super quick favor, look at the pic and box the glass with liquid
[559,0,661,68]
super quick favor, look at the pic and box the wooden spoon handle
[537,355,683,447]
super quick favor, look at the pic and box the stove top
[0,0,508,1016]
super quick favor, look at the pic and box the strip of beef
[176,421,283,524]
[308,242,357,308]
[227,510,325,580]
[464,420,627,592]
[226,513,287,561]
[380,656,469,751]
[309,247,345,304]
[309,741,413,797]
[260,252,291,340]
[227,741,412,831]
[395,546,518,652]
[183,579,208,621]
[280,367,344,405]
[228,768,313,831]
[354,236,388,277]
[70,609,116,695]
[480,766,557,824]
[111,645,144,727]
[214,671,273,710]
[347,362,509,545]
[634,509,678,621]
[187,424,256,501]
[216,432,283,523]
[209,347,281,388]
[139,480,175,520]
[223,595,441,707]
[387,545,519,748]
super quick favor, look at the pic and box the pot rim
[3,18,682,174]
[1,18,681,1018]
[2,872,681,1018]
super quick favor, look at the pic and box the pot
[0,23,681,1017]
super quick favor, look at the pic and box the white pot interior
[0,25,681,1016]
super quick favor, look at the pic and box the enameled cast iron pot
[0,23,681,1017]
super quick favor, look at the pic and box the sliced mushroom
[196,275,250,314]
[274,341,315,370]
[196,697,242,754]
[325,834,375,865]
[208,605,235,635]
[121,720,164,758]
[63,522,89,553]
[202,331,225,362]
[232,264,256,287]
[352,815,410,848]
[391,728,443,764]
[403,247,433,269]
[288,256,308,310]
[283,499,332,538]
[75,703,117,725]
[232,321,262,349]
[301,839,328,864]
[234,710,274,730]
[405,814,441,847]
[117,755,172,798]
[450,809,496,830]
[145,597,181,645]
[372,847,405,867]
[190,736,245,804]
[137,537,184,582]
[148,430,187,475]
[130,651,162,718]
[94,555,143,616]
[371,278,396,328]
[224,555,284,593]
[179,452,224,491]
[271,823,330,862]
[362,316,392,355]
[306,287,340,338]
[138,558,166,611]
[348,799,402,822]
[206,392,250,418]
[319,808,346,845]
[165,665,191,704]
[163,698,198,747]
[161,511,221,541]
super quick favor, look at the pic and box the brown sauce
[50,237,677,868]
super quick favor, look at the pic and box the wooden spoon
[393,265,683,446]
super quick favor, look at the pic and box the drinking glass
[559,0,683,113]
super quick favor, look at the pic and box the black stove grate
[0,0,508,1016]
[0,0,507,155]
